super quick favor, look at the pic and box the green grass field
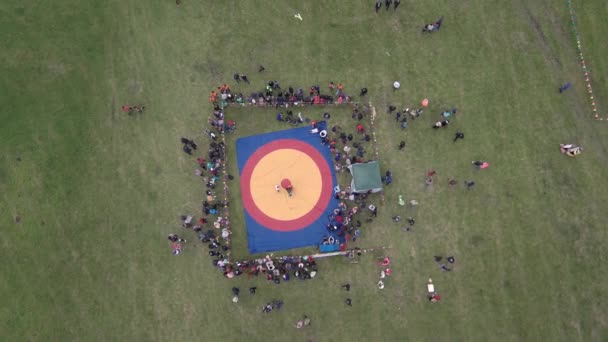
[1,1,608,341]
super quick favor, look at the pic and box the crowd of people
[169,60,476,321]
[151,3,594,332]
[308,102,385,249]
[166,72,476,316]
[210,80,353,108]
[375,0,401,12]
[388,107,487,193]
[226,255,319,282]
[380,94,479,304]
[170,77,381,285]
[326,104,373,171]
[166,101,235,260]
[121,104,145,115]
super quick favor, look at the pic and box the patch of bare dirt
[47,63,67,76]
[193,59,222,84]
[127,80,143,94]
[522,4,562,68]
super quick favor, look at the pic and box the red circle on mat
[240,139,333,232]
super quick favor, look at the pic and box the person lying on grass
[560,144,583,157]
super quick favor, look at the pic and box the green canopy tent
[347,161,383,193]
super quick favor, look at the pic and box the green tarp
[347,161,383,193]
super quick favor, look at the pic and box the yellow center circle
[250,149,322,221]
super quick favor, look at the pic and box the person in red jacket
[356,124,365,134]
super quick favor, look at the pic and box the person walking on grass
[472,161,489,169]
[465,180,475,190]
[453,132,464,142]
[559,82,571,93]
[274,300,283,310]
[385,0,392,10]
[369,205,378,217]
[436,16,444,29]
[375,0,382,13]
[232,287,240,303]
[398,141,406,150]
[294,315,311,328]
[394,0,401,10]
[262,303,273,313]
[432,119,449,128]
